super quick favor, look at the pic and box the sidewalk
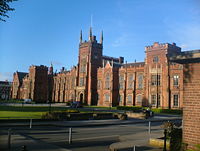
[0,132,71,151]
[109,129,163,151]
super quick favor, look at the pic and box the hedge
[116,106,182,115]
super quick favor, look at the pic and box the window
[119,94,123,102]
[173,94,179,107]
[128,74,134,89]
[97,80,101,89]
[80,58,87,73]
[79,77,84,86]
[80,64,86,73]
[104,93,110,102]
[151,95,156,106]
[105,73,110,89]
[158,95,161,107]
[138,74,143,89]
[153,56,159,63]
[151,94,161,107]
[127,95,132,103]
[151,75,161,86]
[173,75,179,86]
[136,95,142,103]
[119,74,124,89]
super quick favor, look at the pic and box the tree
[0,0,17,22]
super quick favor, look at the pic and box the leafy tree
[0,0,17,22]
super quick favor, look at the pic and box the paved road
[0,121,166,151]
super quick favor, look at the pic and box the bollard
[133,145,136,151]
[8,128,12,150]
[69,128,72,144]
[30,119,32,129]
[148,121,151,135]
[163,129,167,151]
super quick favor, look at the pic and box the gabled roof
[16,72,28,82]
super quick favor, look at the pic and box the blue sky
[1,0,200,81]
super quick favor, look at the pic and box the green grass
[0,105,68,119]
[0,99,24,103]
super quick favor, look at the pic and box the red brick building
[11,65,52,102]
[169,51,200,149]
[11,29,200,110]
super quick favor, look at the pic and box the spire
[100,30,103,44]
[80,30,82,44]
[49,62,53,75]
[89,27,92,41]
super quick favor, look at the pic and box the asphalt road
[0,121,165,151]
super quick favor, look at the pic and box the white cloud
[0,72,13,81]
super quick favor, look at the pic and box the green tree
[0,0,17,22]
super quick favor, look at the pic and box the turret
[100,30,103,44]
[49,63,53,75]
[80,30,82,44]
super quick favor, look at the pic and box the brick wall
[183,62,200,149]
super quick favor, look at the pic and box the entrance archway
[80,93,83,104]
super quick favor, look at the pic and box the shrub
[116,106,143,112]
[151,108,182,115]
[41,111,67,120]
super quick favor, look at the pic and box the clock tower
[77,28,103,105]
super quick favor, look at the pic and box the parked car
[24,99,32,104]
[70,101,83,108]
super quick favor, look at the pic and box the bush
[152,108,182,115]
[116,106,143,112]
[41,111,67,120]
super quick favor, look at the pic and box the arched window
[105,73,110,89]
[119,74,124,89]
[127,95,132,103]
[136,94,142,103]
[138,74,143,89]
[128,74,134,89]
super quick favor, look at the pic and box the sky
[0,0,200,81]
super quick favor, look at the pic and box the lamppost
[48,100,52,113]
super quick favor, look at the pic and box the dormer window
[153,56,159,63]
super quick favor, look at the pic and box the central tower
[77,28,103,105]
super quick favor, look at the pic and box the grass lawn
[0,105,68,119]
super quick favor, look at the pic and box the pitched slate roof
[16,72,28,82]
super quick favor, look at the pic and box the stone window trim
[128,74,134,89]
[127,94,132,104]
[136,94,142,103]
[138,74,143,89]
[105,73,110,89]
